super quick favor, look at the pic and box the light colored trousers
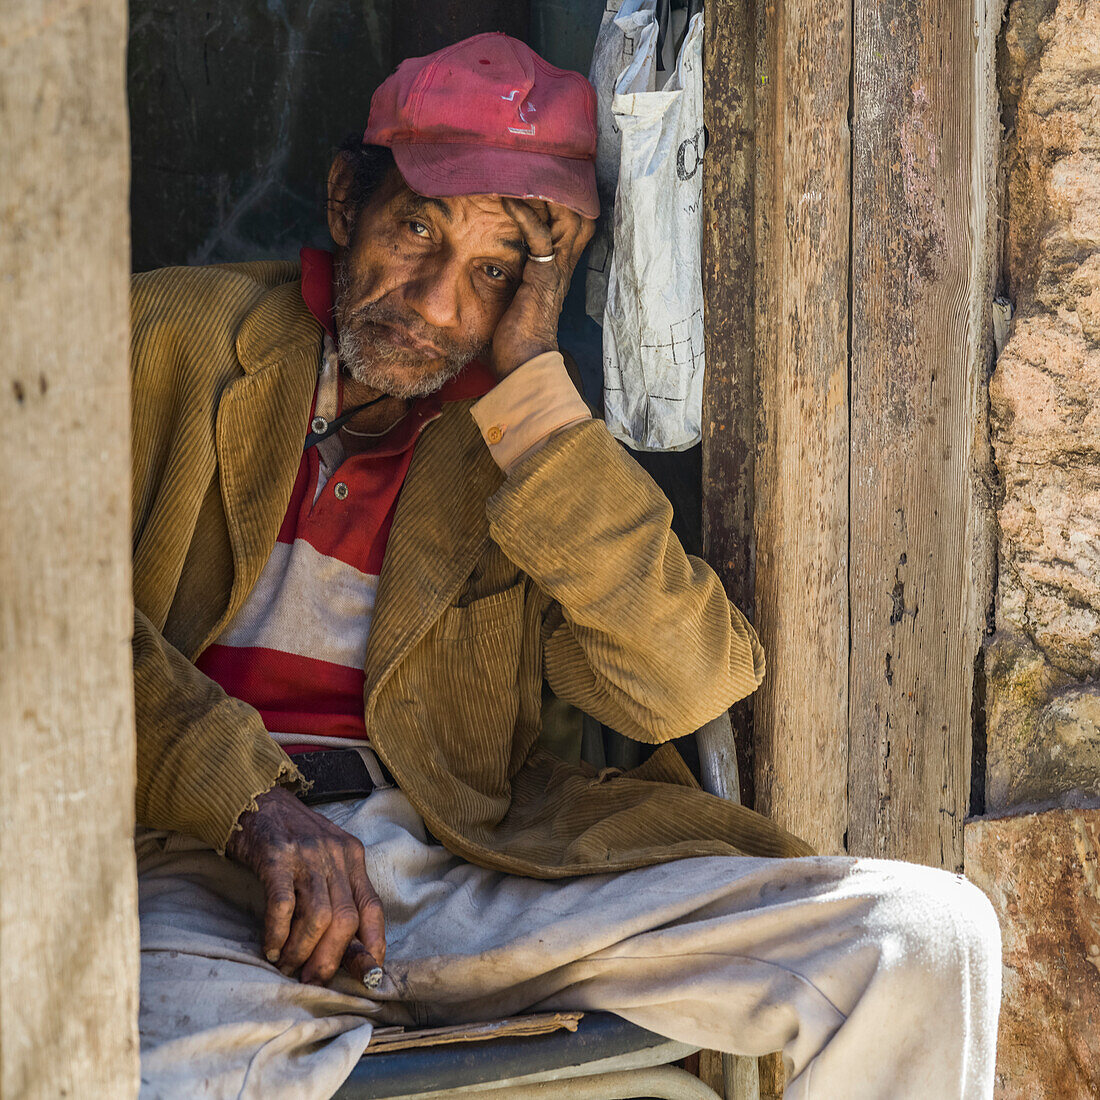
[138,788,1001,1100]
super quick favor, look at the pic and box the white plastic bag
[585,0,685,325]
[587,1,706,452]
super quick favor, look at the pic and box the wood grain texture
[848,0,1000,868]
[0,2,138,1096]
[751,0,851,855]
[701,0,759,807]
[724,1050,761,1100]
[756,1051,785,1100]
[695,1049,725,1094]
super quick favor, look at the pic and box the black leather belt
[294,749,396,806]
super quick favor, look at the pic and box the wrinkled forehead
[385,176,528,253]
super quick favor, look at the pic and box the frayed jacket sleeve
[132,606,302,853]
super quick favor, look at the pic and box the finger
[521,200,592,280]
[514,197,550,225]
[546,203,595,265]
[278,871,332,975]
[569,214,597,259]
[260,863,297,964]
[341,938,381,988]
[299,873,361,985]
[545,202,583,243]
[501,197,555,264]
[349,861,387,968]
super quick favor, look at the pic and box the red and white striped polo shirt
[196,249,494,754]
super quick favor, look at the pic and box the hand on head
[489,197,595,378]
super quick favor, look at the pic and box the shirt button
[311,415,328,435]
[486,425,505,445]
[334,481,349,501]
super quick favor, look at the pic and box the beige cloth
[470,350,592,470]
[138,787,1001,1100]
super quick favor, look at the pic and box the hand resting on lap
[226,786,386,987]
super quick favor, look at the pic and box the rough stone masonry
[965,1,1100,1096]
[987,0,1100,813]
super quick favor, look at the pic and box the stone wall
[970,1,1100,1094]
[988,0,1100,816]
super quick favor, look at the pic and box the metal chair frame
[334,712,752,1100]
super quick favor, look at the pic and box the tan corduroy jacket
[130,260,811,876]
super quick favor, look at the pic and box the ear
[326,152,358,247]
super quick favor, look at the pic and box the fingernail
[279,964,296,977]
[265,949,280,964]
[363,966,384,990]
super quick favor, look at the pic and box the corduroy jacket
[130,260,811,875]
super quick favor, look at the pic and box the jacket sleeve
[483,418,765,743]
[133,605,302,852]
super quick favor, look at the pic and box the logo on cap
[501,90,538,137]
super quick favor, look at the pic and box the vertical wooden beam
[702,0,758,807]
[751,0,852,856]
[848,0,999,868]
[0,2,138,1097]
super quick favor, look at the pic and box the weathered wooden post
[0,2,139,1097]
[703,0,998,1089]
[703,3,852,1094]
[847,0,1000,869]
[704,0,1000,869]
[748,0,853,859]
[702,0,759,808]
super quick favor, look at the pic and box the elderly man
[132,33,1000,1100]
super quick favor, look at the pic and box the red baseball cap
[364,33,599,219]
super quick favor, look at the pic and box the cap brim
[390,142,599,220]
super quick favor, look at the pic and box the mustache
[345,300,445,354]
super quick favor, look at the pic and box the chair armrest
[695,712,741,806]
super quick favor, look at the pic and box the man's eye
[408,221,430,237]
[485,265,506,280]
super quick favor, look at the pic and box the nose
[402,253,463,334]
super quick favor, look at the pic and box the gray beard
[333,264,486,398]
[336,323,467,398]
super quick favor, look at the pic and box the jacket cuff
[471,352,590,472]
[214,747,305,854]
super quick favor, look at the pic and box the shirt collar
[299,247,496,407]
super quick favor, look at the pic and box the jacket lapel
[364,401,504,709]
[210,281,321,640]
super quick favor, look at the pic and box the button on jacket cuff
[471,352,591,471]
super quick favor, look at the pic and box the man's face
[332,170,529,398]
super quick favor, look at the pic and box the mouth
[374,322,443,359]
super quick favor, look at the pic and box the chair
[335,713,752,1100]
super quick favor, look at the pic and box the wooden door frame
[702,0,1001,868]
